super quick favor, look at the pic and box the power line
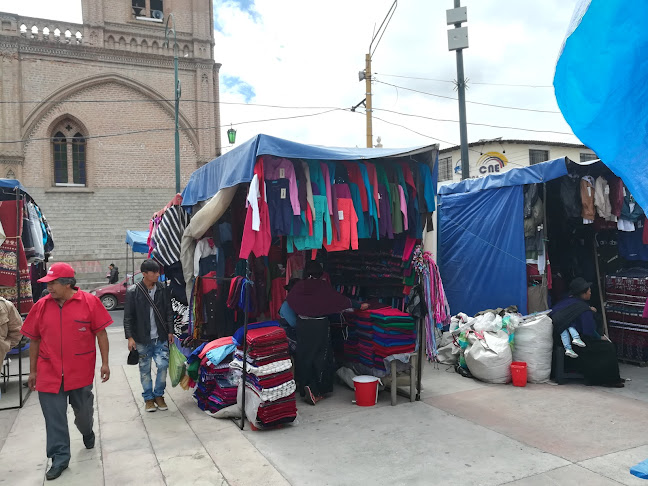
[373,79,562,114]
[374,72,553,89]
[367,112,539,170]
[0,108,347,144]
[372,107,573,135]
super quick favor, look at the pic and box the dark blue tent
[437,158,569,316]
[181,134,438,208]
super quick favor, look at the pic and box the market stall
[146,134,450,428]
[0,178,55,410]
[436,157,648,370]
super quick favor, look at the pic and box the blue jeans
[560,327,581,351]
[136,338,169,401]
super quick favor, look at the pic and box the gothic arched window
[51,120,88,186]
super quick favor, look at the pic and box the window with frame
[580,153,598,162]
[438,156,453,182]
[529,149,549,165]
[51,121,87,186]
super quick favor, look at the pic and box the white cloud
[0,0,582,150]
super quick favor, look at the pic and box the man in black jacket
[123,259,173,412]
[106,264,119,284]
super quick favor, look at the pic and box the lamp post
[164,14,182,194]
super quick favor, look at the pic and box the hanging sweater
[287,195,332,252]
[324,198,358,252]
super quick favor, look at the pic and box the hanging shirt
[344,162,368,211]
[266,179,293,236]
[358,163,378,239]
[365,163,381,218]
[609,176,624,217]
[263,155,300,216]
[418,163,436,213]
[324,198,359,252]
[594,176,616,222]
[287,195,332,252]
[389,183,404,234]
[348,183,370,239]
[239,161,272,259]
[620,191,645,222]
[399,185,409,231]
[246,174,262,231]
[302,161,315,233]
[378,184,394,239]
[581,176,596,222]
[194,238,218,277]
[320,162,333,216]
[291,159,308,212]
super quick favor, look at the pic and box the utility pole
[165,14,182,194]
[357,0,397,148]
[447,1,470,179]
[365,53,373,148]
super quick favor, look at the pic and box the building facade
[0,0,221,286]
[438,139,597,183]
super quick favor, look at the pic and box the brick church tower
[0,0,221,286]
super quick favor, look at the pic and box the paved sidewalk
[1,324,648,485]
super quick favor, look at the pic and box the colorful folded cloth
[246,380,296,402]
[230,357,293,376]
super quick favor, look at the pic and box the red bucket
[511,361,527,387]
[353,375,380,406]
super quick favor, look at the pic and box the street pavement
[1,311,647,485]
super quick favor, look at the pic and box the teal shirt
[348,183,370,239]
[287,195,332,252]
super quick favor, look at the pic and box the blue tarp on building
[125,230,149,254]
[181,134,437,208]
[438,158,569,316]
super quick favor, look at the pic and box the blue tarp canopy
[554,0,648,216]
[181,134,438,208]
[125,230,149,254]
[438,158,569,316]
[0,179,27,193]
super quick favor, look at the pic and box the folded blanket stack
[345,308,416,371]
[231,324,297,429]
[194,358,238,414]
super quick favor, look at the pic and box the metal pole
[454,0,470,180]
[365,53,373,148]
[165,14,181,195]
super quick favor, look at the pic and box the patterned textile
[606,272,648,362]
[0,200,32,312]
[152,206,190,266]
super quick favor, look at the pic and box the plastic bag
[169,343,186,388]
[473,312,502,333]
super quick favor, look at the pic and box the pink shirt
[263,156,301,215]
[398,185,409,231]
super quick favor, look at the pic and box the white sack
[473,312,503,333]
[512,315,553,383]
[437,331,460,365]
[465,330,512,384]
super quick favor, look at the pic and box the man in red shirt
[21,263,112,481]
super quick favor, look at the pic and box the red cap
[38,263,76,283]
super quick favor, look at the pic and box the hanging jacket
[560,174,582,219]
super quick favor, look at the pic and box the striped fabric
[152,206,190,266]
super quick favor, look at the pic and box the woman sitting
[550,277,624,388]
[286,261,368,405]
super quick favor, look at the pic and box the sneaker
[145,399,157,412]
[154,396,168,411]
[572,338,587,348]
[565,349,579,358]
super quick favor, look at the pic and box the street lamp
[227,126,237,145]
[164,13,182,194]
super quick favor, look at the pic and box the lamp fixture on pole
[164,13,182,194]
[227,126,237,145]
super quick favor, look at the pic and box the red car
[90,273,142,311]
